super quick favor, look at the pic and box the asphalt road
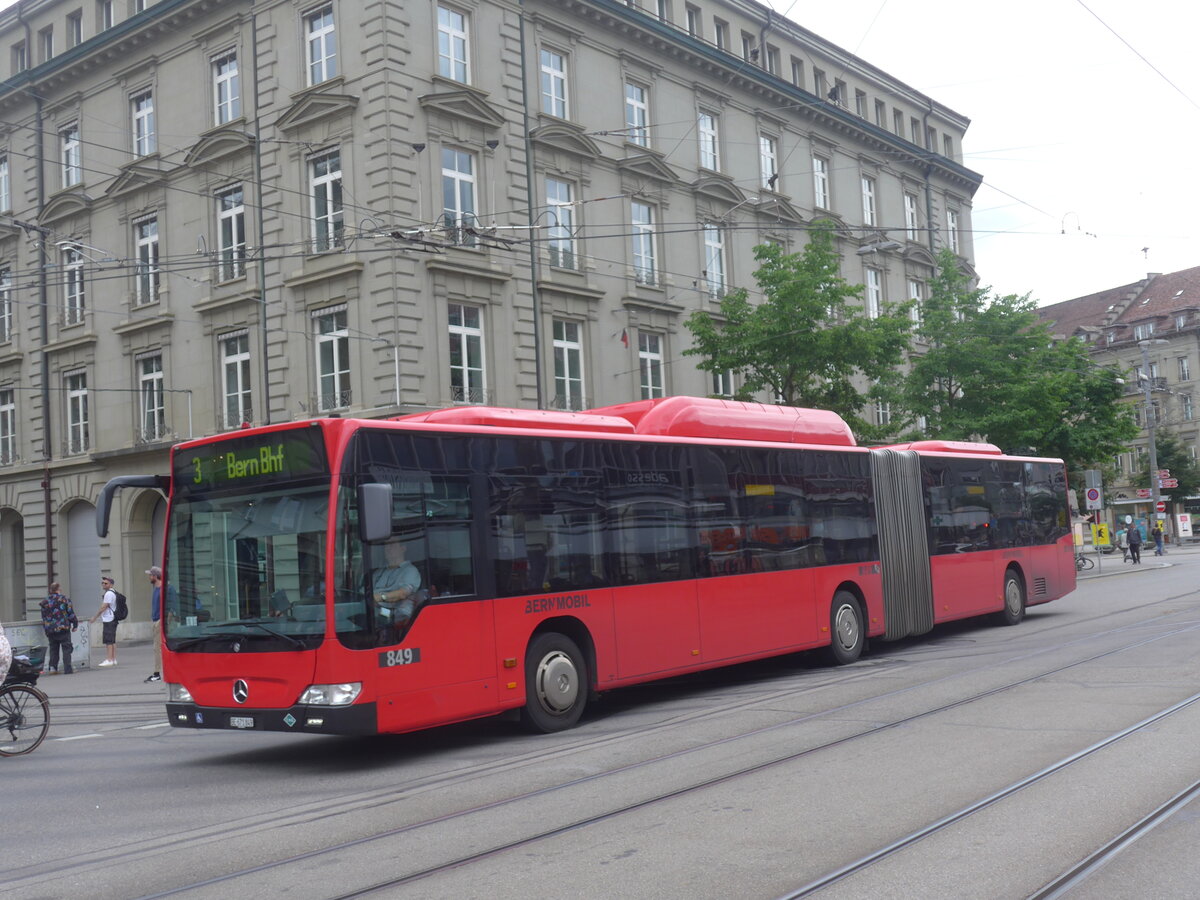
[5,547,1200,900]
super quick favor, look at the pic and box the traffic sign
[1160,478,1179,488]
[1156,500,1167,513]
[1136,488,1151,498]
[1085,487,1102,510]
[1158,469,1171,478]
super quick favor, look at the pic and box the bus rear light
[298,682,362,706]
[168,683,194,703]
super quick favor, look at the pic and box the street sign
[1091,523,1111,546]
[1136,488,1151,498]
[1085,487,1102,510]
[1156,500,1167,513]
[1158,469,1171,478]
[1159,478,1179,488]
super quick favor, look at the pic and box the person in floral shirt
[40,583,78,675]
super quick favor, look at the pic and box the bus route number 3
[379,648,421,668]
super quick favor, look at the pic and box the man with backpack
[89,575,123,667]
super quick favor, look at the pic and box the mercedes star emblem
[233,679,249,704]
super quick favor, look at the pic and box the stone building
[0,0,980,626]
[1039,266,1200,529]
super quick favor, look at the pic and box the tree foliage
[683,222,911,437]
[901,250,1136,472]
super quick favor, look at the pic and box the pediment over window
[691,174,746,206]
[616,152,679,185]
[39,189,94,224]
[418,88,504,129]
[530,121,601,159]
[808,212,853,238]
[276,88,359,133]
[104,158,169,199]
[755,194,806,225]
[185,128,254,167]
[901,244,937,268]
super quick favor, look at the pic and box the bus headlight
[167,683,194,703]
[297,683,362,706]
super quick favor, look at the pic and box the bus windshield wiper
[234,621,308,649]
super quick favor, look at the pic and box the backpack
[113,591,129,622]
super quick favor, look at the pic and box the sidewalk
[1077,540,1199,578]
[30,639,165,703]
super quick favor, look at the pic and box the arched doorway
[0,508,25,620]
[66,501,101,619]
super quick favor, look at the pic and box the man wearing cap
[89,575,119,667]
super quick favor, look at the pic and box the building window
[865,267,882,319]
[947,208,960,253]
[910,117,921,144]
[813,68,827,99]
[67,12,82,48]
[861,175,876,227]
[552,319,585,410]
[713,19,728,51]
[854,89,867,117]
[1179,357,1191,381]
[132,90,155,156]
[61,124,81,188]
[314,306,350,410]
[138,353,166,442]
[874,99,886,126]
[546,177,575,269]
[740,32,754,63]
[305,4,337,86]
[12,42,26,74]
[685,4,700,37]
[631,200,656,285]
[654,0,669,22]
[1134,323,1154,341]
[765,45,780,76]
[221,331,252,429]
[698,111,719,170]
[0,154,8,211]
[213,52,241,124]
[39,27,53,63]
[133,0,147,13]
[311,150,344,251]
[65,372,88,454]
[0,388,14,465]
[943,134,953,159]
[0,268,9,343]
[217,186,246,280]
[441,146,477,245]
[876,401,891,426]
[62,244,85,325]
[703,223,726,295]
[1183,394,1194,422]
[904,192,919,241]
[893,108,904,135]
[448,302,486,404]
[759,134,778,189]
[624,82,649,147]
[437,5,469,83]
[98,0,113,29]
[812,155,829,209]
[638,332,664,399]
[539,48,568,118]
[1176,314,1188,330]
[134,217,159,305]
[908,278,923,325]
[712,369,733,398]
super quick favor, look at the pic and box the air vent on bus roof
[885,439,1002,455]
[586,397,857,447]
[389,407,636,434]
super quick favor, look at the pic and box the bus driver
[372,539,422,624]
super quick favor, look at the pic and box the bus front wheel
[997,570,1025,626]
[827,591,864,665]
[520,633,588,733]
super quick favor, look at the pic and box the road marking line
[56,734,103,741]
[136,723,171,729]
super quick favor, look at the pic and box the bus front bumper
[166,701,377,735]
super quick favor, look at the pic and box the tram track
[94,605,1200,899]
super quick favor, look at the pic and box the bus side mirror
[358,483,393,543]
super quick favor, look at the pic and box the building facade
[1039,266,1200,531]
[0,0,980,625]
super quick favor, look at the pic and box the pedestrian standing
[89,575,119,667]
[1127,524,1143,565]
[40,583,78,674]
[145,566,164,683]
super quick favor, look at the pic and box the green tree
[902,250,1136,471]
[684,222,912,437]
[1134,431,1200,503]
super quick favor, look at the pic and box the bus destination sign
[174,427,328,493]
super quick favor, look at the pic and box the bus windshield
[165,427,331,652]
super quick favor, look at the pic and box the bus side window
[426,477,474,597]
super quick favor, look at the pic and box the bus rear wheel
[520,633,587,733]
[827,591,864,665]
[997,569,1025,626]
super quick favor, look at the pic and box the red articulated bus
[96,397,1075,736]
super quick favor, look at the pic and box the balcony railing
[218,407,254,432]
[1125,377,1168,395]
[548,392,589,412]
[134,421,173,445]
[314,390,352,413]
[450,386,492,405]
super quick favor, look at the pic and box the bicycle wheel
[0,684,51,757]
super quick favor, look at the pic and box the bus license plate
[229,716,255,729]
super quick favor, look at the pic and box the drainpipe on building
[251,9,270,425]
[18,0,56,586]
[922,102,937,256]
[517,1,544,409]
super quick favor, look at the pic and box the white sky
[765,0,1200,305]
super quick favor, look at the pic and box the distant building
[0,0,980,623]
[1039,266,1200,525]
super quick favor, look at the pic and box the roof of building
[1038,266,1200,344]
